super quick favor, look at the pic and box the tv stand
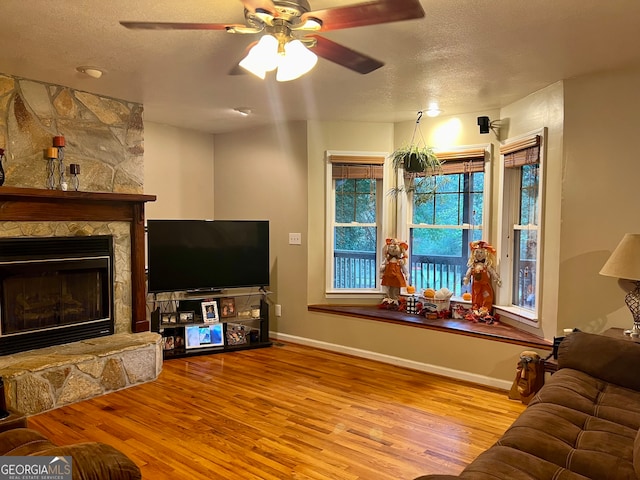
[149,288,272,359]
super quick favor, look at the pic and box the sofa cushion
[492,368,640,480]
[30,443,142,480]
[453,446,590,479]
[532,368,640,430]
[558,332,640,391]
[0,428,57,455]
[0,428,141,480]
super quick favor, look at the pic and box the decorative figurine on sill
[380,238,409,307]
[463,240,502,323]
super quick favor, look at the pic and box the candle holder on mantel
[70,163,80,191]
[53,135,67,191]
[0,148,5,186]
[45,147,58,190]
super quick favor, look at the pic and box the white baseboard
[270,331,513,391]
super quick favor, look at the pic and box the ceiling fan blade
[120,21,242,30]
[308,35,383,74]
[303,0,425,32]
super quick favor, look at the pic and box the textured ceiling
[2,1,640,134]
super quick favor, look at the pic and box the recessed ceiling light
[425,107,442,117]
[76,66,104,79]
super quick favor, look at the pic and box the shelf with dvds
[149,289,271,359]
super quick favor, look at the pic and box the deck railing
[333,250,377,289]
[334,250,468,294]
[333,251,535,309]
[410,255,468,296]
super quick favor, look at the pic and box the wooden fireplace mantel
[0,186,156,333]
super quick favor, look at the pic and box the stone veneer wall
[0,73,143,193]
[0,74,160,415]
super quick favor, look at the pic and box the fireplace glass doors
[0,236,114,355]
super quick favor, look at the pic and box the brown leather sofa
[417,331,640,480]
[0,426,141,479]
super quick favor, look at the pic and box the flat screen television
[146,220,270,293]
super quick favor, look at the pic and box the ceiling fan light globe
[239,34,279,78]
[276,39,318,82]
[294,17,323,31]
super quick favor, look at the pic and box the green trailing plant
[388,111,443,203]
[390,144,440,174]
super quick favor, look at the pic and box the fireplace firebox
[0,236,114,356]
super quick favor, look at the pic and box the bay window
[497,131,545,323]
[405,148,489,296]
[326,152,388,293]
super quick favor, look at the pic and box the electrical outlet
[275,304,282,317]
[289,233,302,245]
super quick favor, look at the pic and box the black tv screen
[146,220,270,293]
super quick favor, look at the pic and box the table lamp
[599,233,640,337]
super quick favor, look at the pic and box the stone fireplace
[0,73,162,415]
[0,236,114,355]
[0,187,159,415]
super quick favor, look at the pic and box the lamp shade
[600,233,640,281]
[239,35,279,79]
[275,40,318,82]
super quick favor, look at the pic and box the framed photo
[201,300,219,324]
[226,323,248,346]
[179,311,195,324]
[162,336,175,351]
[220,297,236,318]
[161,312,177,324]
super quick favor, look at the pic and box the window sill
[307,304,552,350]
[325,290,383,299]
[494,305,539,327]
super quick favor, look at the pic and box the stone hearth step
[0,332,162,416]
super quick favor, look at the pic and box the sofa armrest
[558,331,640,390]
[32,442,141,480]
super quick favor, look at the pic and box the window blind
[411,147,486,177]
[500,135,541,168]
[329,154,385,179]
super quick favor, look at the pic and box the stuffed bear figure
[463,240,501,318]
[380,238,409,305]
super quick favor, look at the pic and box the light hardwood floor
[28,341,526,479]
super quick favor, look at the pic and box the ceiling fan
[121,0,425,80]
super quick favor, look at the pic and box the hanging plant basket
[390,144,440,175]
[388,111,443,202]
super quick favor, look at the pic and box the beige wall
[561,66,640,333]
[144,121,215,220]
[213,122,308,335]
[307,120,395,305]
[143,67,640,387]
